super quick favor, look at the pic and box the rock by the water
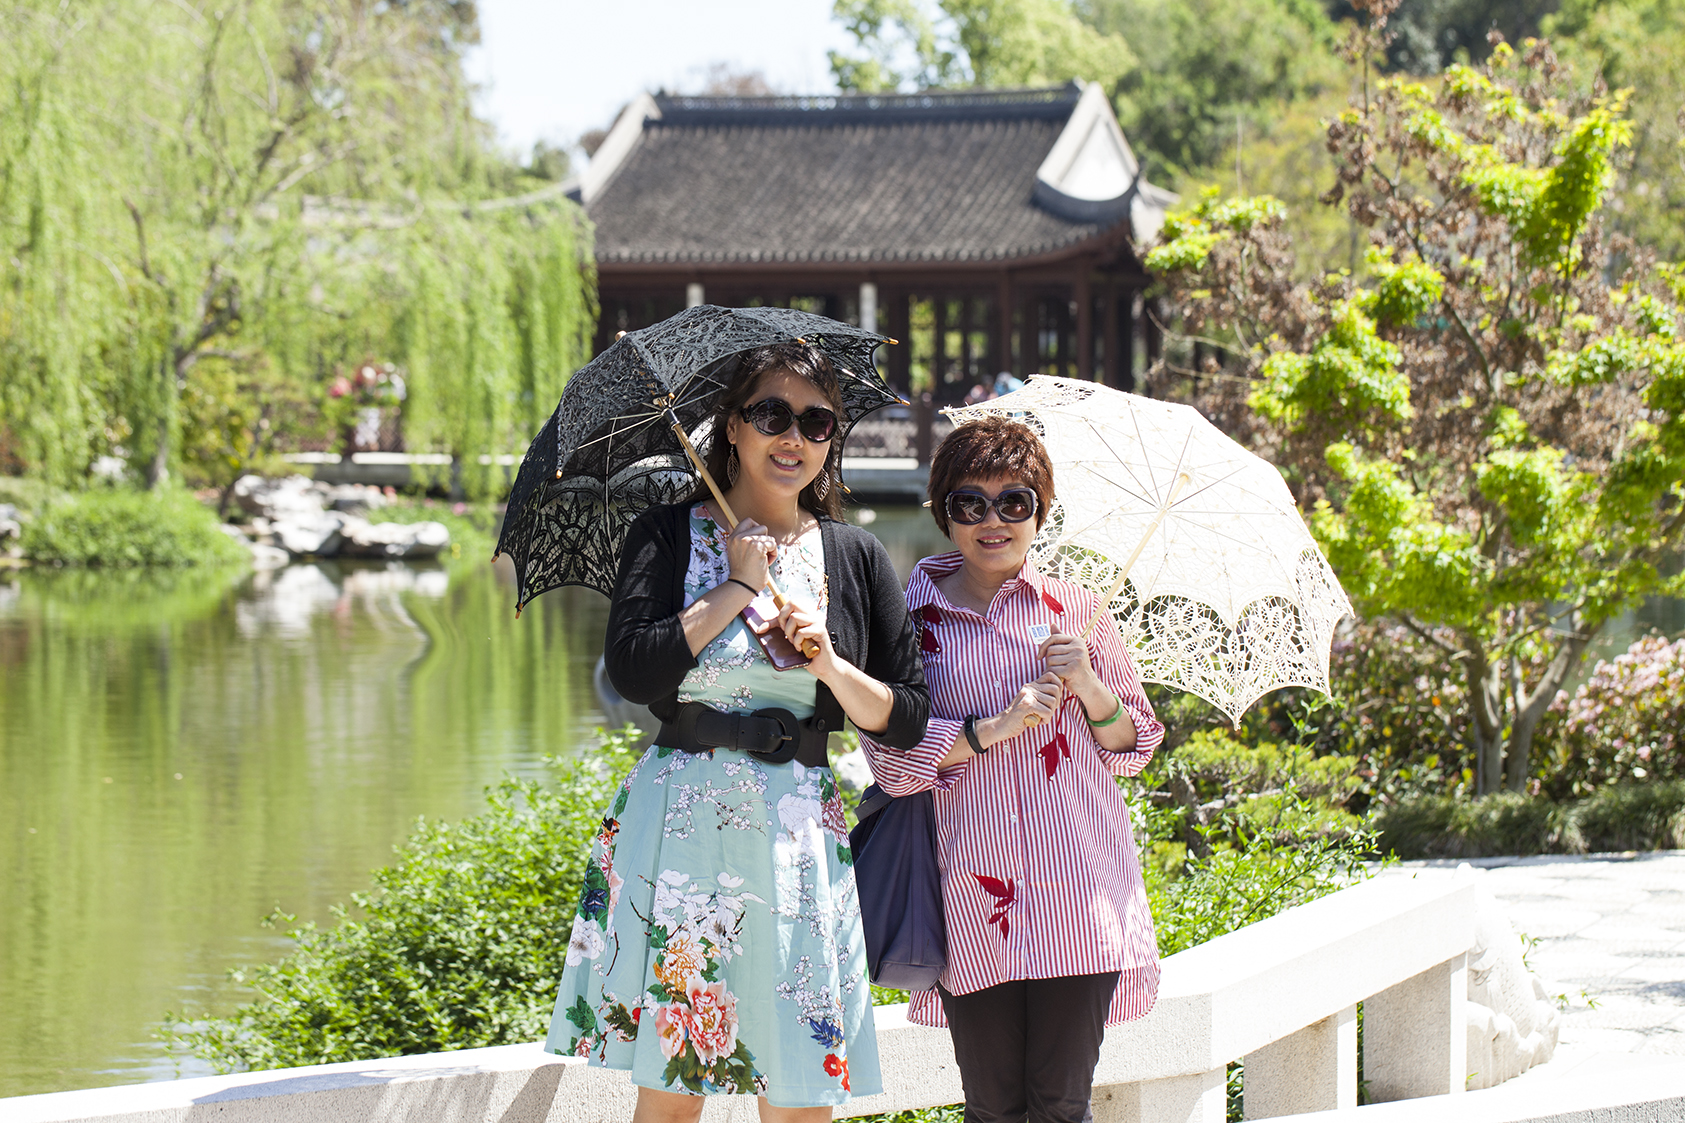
[0,504,19,542]
[234,475,325,521]
[339,518,449,559]
[272,514,345,558]
[232,476,448,561]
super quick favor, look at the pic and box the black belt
[658,701,830,768]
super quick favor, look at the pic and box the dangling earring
[726,443,740,486]
[813,458,831,500]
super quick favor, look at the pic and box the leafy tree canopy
[1146,20,1685,795]
[1,0,595,494]
[829,0,1136,98]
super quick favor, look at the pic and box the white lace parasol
[945,375,1353,725]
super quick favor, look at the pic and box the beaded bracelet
[1086,693,1125,728]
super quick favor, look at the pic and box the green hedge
[20,487,248,567]
[1373,781,1685,858]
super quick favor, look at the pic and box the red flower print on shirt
[1037,729,1071,779]
[1040,588,1065,615]
[974,873,1016,939]
[920,604,942,653]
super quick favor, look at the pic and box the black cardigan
[604,503,930,750]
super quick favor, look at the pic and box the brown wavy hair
[688,341,846,521]
[927,416,1054,536]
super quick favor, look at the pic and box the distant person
[992,371,1024,398]
[545,341,929,1122]
[964,382,991,405]
[861,416,1164,1123]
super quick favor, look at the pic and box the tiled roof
[588,86,1124,267]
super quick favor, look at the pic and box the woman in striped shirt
[862,416,1166,1123]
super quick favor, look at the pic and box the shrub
[1372,791,1582,859]
[20,487,248,568]
[1575,782,1685,852]
[167,726,642,1071]
[1372,782,1685,858]
[1535,636,1685,798]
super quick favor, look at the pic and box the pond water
[0,507,951,1099]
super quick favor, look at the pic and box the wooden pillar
[1076,270,1094,381]
[1102,283,1121,389]
[1144,296,1163,396]
[1055,296,1070,378]
[1120,289,1137,393]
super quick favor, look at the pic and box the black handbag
[848,783,947,990]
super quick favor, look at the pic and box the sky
[464,0,856,162]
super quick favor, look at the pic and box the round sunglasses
[945,487,1039,526]
[739,398,838,443]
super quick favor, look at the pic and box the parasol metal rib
[664,407,822,659]
[1080,470,1195,640]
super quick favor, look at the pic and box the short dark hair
[689,341,846,520]
[927,416,1054,537]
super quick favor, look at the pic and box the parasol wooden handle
[667,415,822,659]
[1023,472,1194,728]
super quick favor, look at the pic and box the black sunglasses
[739,398,838,443]
[945,487,1039,526]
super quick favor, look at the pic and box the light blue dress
[545,506,881,1107]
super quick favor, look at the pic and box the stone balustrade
[0,874,1479,1123]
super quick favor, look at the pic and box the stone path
[1408,850,1685,1064]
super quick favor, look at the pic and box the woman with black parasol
[540,339,928,1120]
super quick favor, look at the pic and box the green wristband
[1086,693,1125,728]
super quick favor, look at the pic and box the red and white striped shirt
[861,552,1166,1028]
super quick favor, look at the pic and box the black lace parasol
[495,305,898,611]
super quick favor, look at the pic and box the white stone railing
[0,875,1476,1123]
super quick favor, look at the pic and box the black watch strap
[963,715,988,755]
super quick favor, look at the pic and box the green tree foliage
[829,0,1136,96]
[1146,22,1685,795]
[829,0,1339,183]
[1548,0,1685,259]
[1325,0,1559,74]
[0,0,595,494]
[1081,0,1342,180]
[179,355,324,515]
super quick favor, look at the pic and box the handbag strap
[855,783,895,822]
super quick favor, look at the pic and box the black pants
[938,972,1119,1123]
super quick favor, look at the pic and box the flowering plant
[328,360,407,408]
[1537,636,1685,798]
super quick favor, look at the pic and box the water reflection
[0,558,596,1097]
[234,563,449,639]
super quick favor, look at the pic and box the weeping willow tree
[0,0,595,493]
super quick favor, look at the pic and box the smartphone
[741,594,812,671]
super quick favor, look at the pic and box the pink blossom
[683,978,740,1064]
[654,1002,688,1060]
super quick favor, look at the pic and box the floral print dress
[545,506,881,1108]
